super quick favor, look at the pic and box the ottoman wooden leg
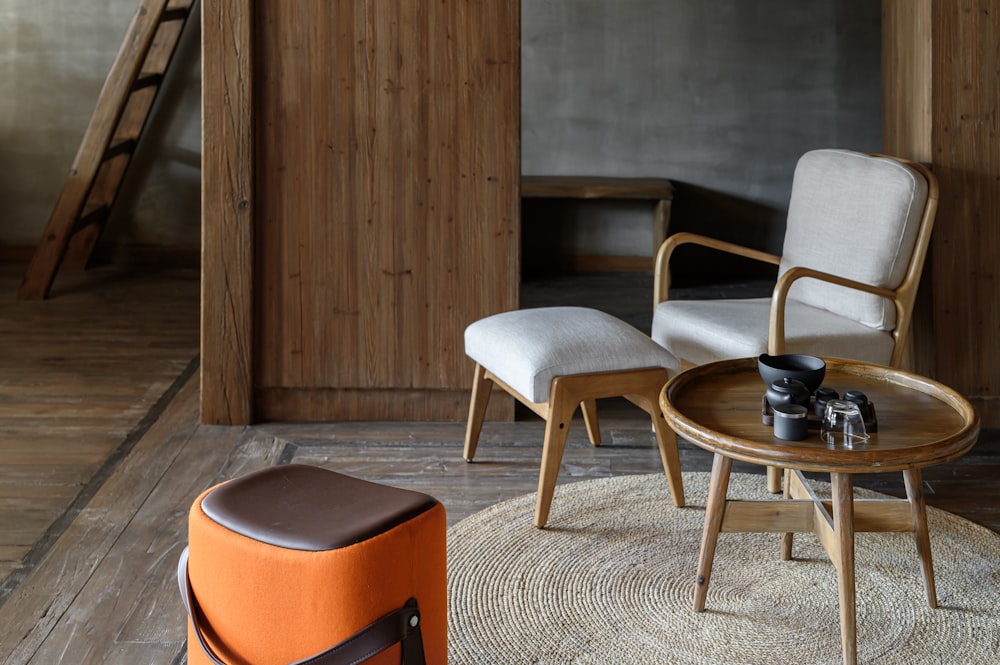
[581,398,602,446]
[464,363,493,461]
[464,306,683,528]
[625,368,684,508]
[535,381,579,528]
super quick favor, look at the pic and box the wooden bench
[521,176,675,259]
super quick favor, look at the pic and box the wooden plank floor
[0,264,996,664]
[0,262,200,590]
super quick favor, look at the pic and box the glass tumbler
[821,399,869,447]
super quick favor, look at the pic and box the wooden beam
[199,0,255,424]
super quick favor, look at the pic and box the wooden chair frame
[651,154,939,491]
[464,363,685,528]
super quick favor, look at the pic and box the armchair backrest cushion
[779,149,928,331]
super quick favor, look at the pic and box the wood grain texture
[0,267,997,663]
[2,399,999,663]
[831,472,857,665]
[881,0,932,163]
[661,352,981,661]
[881,0,935,382]
[661,357,980,473]
[0,376,201,663]
[882,0,1000,426]
[200,0,255,424]
[253,387,479,422]
[903,467,938,607]
[0,263,200,592]
[928,1,1000,425]
[247,0,519,421]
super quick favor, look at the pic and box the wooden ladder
[18,0,198,300]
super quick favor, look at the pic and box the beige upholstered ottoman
[463,306,685,528]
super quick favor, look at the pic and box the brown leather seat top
[200,464,439,551]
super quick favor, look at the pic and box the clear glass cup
[821,399,869,448]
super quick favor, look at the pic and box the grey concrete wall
[522,0,882,263]
[0,0,201,250]
[0,0,880,269]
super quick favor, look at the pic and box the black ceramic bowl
[757,353,826,393]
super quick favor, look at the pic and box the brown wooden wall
[202,0,520,424]
[883,0,1000,427]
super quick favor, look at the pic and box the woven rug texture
[446,472,1000,665]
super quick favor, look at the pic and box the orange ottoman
[178,464,447,665]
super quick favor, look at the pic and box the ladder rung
[73,206,111,233]
[103,140,138,162]
[132,73,164,91]
[160,7,190,22]
[165,0,196,12]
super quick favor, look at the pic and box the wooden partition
[201,0,520,424]
[883,0,1000,426]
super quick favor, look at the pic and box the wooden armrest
[767,265,899,355]
[653,232,781,305]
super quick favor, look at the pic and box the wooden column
[883,0,1000,426]
[201,0,254,425]
[201,0,520,423]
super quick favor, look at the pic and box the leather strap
[178,548,426,665]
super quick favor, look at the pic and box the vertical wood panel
[252,0,519,420]
[929,0,1000,425]
[881,0,932,162]
[883,0,1000,426]
[368,0,407,389]
[200,0,254,424]
[881,0,935,378]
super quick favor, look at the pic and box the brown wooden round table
[659,357,980,665]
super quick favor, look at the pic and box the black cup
[814,387,840,416]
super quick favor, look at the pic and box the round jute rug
[447,472,1000,665]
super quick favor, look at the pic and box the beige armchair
[651,149,938,491]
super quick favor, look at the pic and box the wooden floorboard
[0,264,996,664]
[0,262,200,600]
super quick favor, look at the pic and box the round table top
[659,357,980,473]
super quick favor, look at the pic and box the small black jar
[773,403,809,440]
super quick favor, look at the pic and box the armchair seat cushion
[652,298,895,367]
[465,306,679,404]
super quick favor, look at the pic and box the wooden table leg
[780,467,794,561]
[903,468,938,608]
[831,472,857,665]
[695,452,732,612]
[766,465,783,493]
